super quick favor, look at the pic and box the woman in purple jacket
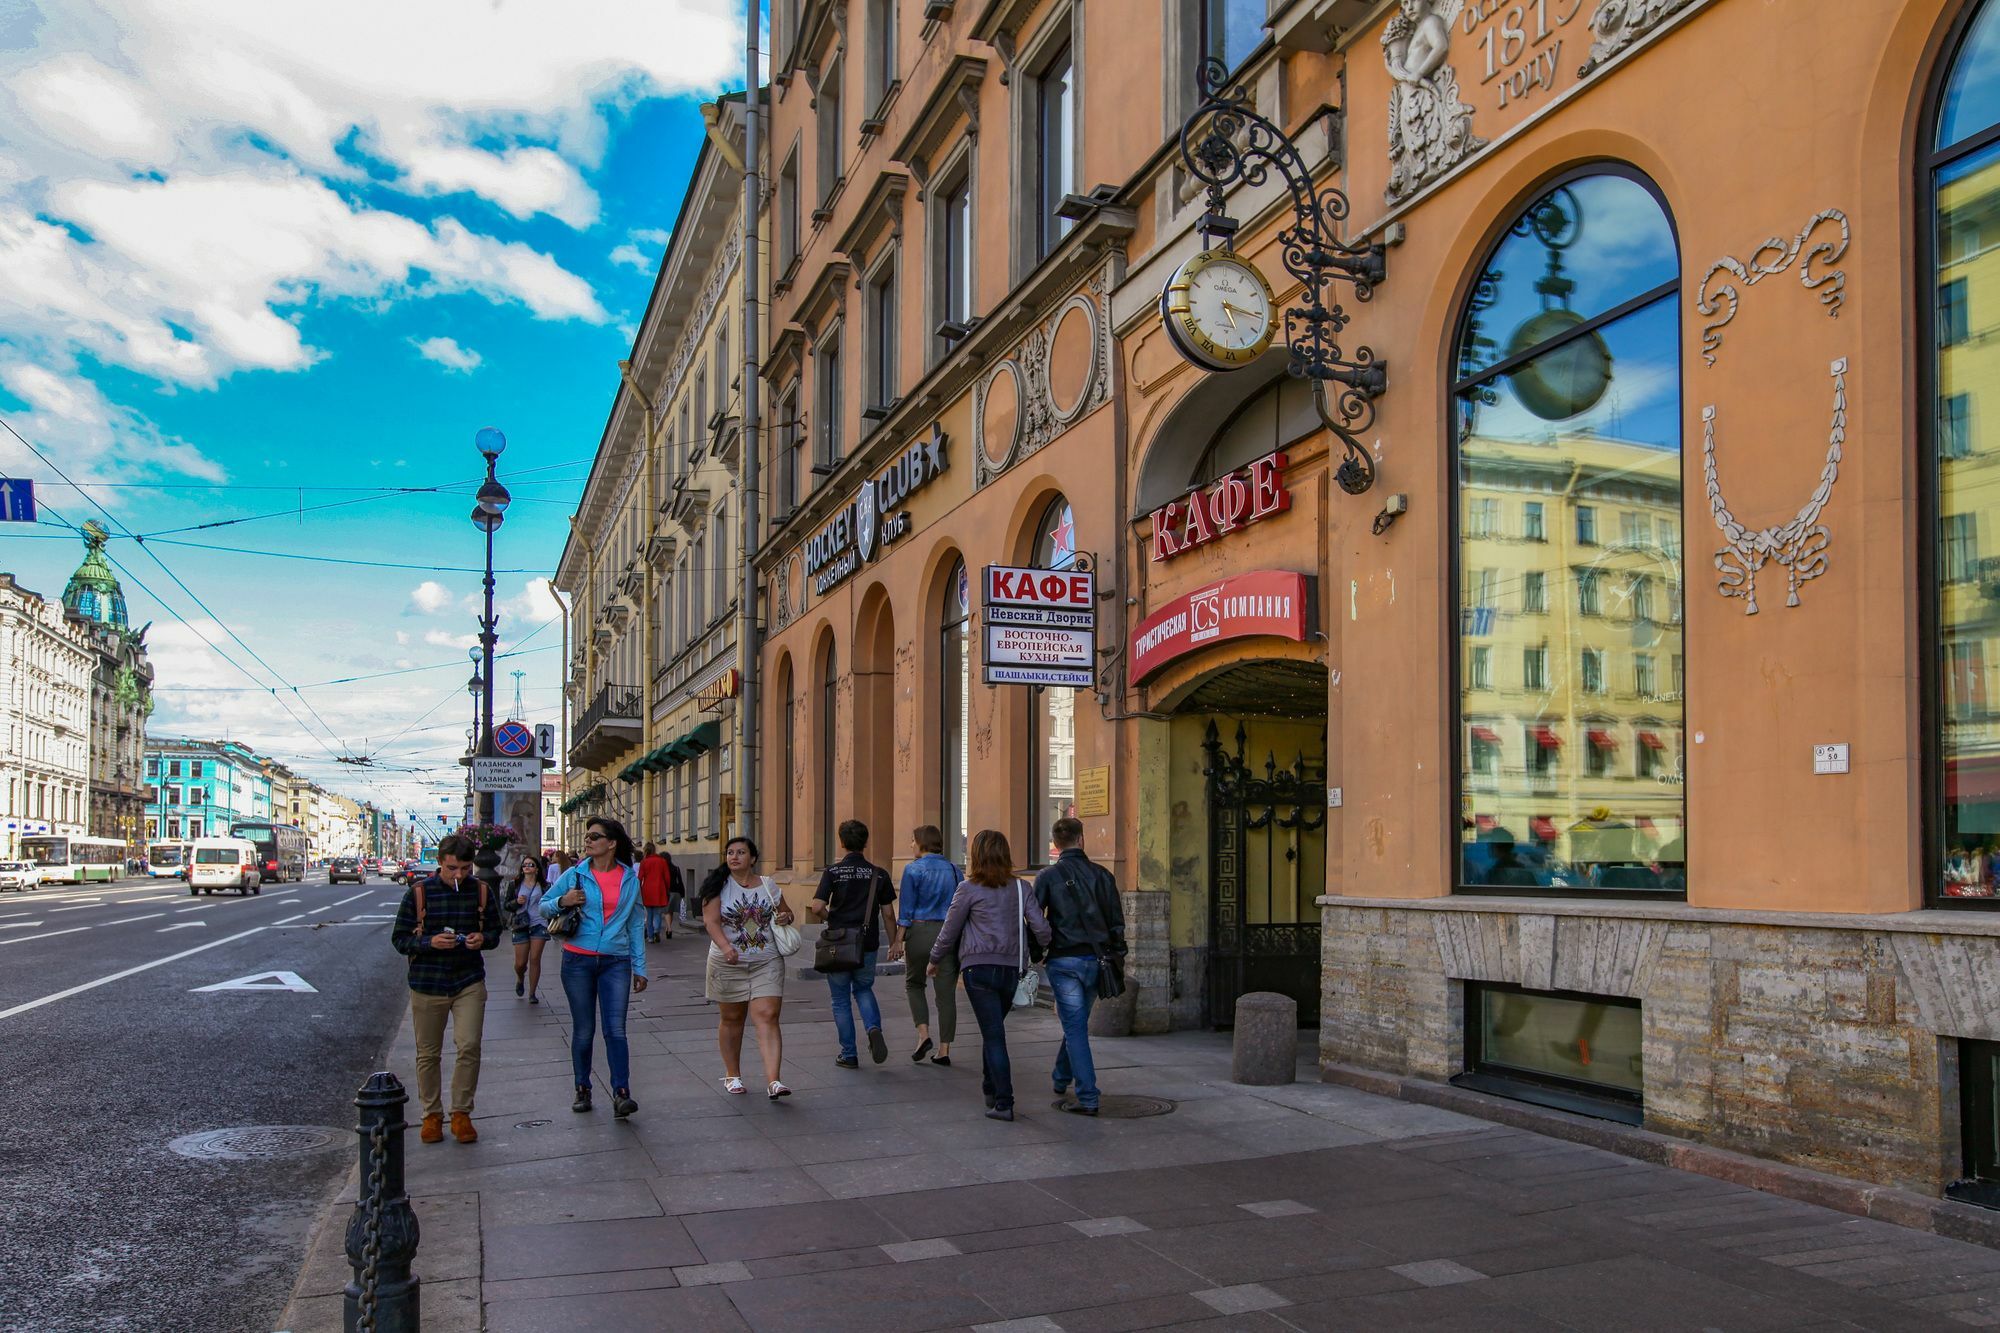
[929,830,1051,1121]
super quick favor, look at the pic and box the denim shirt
[898,854,963,926]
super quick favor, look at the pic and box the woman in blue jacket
[548,816,648,1116]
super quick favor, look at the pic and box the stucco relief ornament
[1580,0,1696,77]
[1383,0,1487,205]
[1703,358,1846,614]
[1695,209,1849,367]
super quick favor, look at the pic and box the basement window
[1455,982,1643,1125]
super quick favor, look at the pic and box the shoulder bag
[1012,880,1041,1008]
[1056,860,1125,1000]
[766,878,803,956]
[544,868,585,939]
[812,870,879,972]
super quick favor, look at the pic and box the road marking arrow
[191,970,317,994]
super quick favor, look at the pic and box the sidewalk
[282,932,2000,1332]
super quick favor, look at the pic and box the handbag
[769,884,803,957]
[543,870,583,939]
[1012,880,1041,1008]
[812,870,881,972]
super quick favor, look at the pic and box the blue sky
[0,0,743,827]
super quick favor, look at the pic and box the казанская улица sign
[803,423,950,596]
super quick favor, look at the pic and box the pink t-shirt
[563,866,627,956]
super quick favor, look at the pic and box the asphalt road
[0,870,413,1333]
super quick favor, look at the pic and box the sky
[0,0,745,835]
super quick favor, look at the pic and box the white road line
[106,914,165,925]
[0,926,268,1020]
[0,926,90,946]
[274,921,373,928]
[175,902,220,912]
[157,921,206,932]
[0,921,45,930]
[49,904,105,913]
[0,911,35,920]
[126,895,181,903]
[331,891,372,907]
[273,913,307,924]
[308,905,334,915]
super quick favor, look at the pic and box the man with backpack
[1032,817,1126,1116]
[390,833,502,1144]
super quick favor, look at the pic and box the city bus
[20,835,128,884]
[228,821,307,883]
[146,842,190,877]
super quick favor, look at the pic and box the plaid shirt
[391,875,503,996]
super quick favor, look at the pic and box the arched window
[1452,169,1684,895]
[820,643,838,866]
[1933,0,2000,902]
[1027,496,1078,864]
[779,659,796,866]
[940,558,971,864]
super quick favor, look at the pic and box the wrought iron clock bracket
[1177,57,1388,496]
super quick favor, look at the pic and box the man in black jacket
[390,833,502,1144]
[1032,817,1126,1115]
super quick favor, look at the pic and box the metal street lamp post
[470,427,510,825]
[465,670,482,826]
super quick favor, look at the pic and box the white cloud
[609,244,651,270]
[501,577,563,625]
[423,629,480,650]
[412,336,482,373]
[0,359,224,487]
[407,581,453,615]
[631,228,671,246]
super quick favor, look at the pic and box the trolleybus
[228,820,307,883]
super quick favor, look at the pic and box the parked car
[0,861,39,891]
[188,838,263,896]
[401,861,439,886]
[329,856,365,884]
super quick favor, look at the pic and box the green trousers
[902,918,958,1045]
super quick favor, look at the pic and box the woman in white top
[701,836,795,1099]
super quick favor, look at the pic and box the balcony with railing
[571,682,643,770]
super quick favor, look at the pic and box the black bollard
[343,1070,422,1333]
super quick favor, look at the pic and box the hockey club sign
[803,423,951,595]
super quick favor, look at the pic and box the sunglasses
[583,831,610,843]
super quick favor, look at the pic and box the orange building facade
[746,0,2000,1196]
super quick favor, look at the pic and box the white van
[188,838,263,896]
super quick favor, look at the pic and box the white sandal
[722,1075,746,1095]
[768,1081,791,1100]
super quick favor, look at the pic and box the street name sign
[0,479,35,523]
[472,757,542,793]
[982,563,1096,687]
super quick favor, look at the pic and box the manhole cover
[1050,1095,1176,1119]
[168,1126,349,1161]
[514,1119,551,1129]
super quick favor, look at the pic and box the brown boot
[450,1111,478,1144]
[419,1113,444,1144]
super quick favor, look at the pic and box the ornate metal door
[1203,721,1327,1027]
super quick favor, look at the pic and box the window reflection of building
[1934,0,2000,900]
[941,559,970,865]
[1029,495,1078,864]
[1455,171,1686,894]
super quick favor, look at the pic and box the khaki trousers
[410,981,486,1116]
[902,919,958,1045]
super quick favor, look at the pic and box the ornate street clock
[1160,248,1278,371]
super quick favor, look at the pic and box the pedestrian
[891,824,961,1065]
[544,851,563,888]
[804,819,899,1068]
[931,830,1050,1122]
[508,851,549,1004]
[638,840,673,943]
[1033,817,1127,1116]
[389,832,502,1145]
[700,836,794,1098]
[546,817,648,1118]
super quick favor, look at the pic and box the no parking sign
[493,721,534,757]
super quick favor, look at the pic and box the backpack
[415,877,488,937]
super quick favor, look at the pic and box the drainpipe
[738,20,763,854]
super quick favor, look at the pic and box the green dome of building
[62,520,128,631]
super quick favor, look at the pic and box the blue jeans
[644,905,667,939]
[560,951,632,1090]
[962,964,1020,1111]
[1048,955,1101,1107]
[824,950,881,1060]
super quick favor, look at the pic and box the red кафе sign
[1129,570,1312,682]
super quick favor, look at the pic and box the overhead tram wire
[1,416,360,761]
[147,643,559,693]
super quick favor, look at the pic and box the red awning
[1533,726,1562,749]
[1638,731,1667,750]
[1529,816,1559,842]
[1948,755,2000,802]
[1470,725,1500,743]
[1475,814,1497,831]
[1587,729,1618,748]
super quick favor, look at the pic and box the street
[0,869,412,1333]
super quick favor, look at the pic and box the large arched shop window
[820,643,838,866]
[779,658,796,866]
[1027,495,1078,864]
[1933,0,2000,903]
[1453,169,1684,894]
[940,558,971,865]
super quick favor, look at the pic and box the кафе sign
[1148,449,1291,562]
[983,564,1097,688]
[803,423,950,596]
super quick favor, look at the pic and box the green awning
[617,760,643,784]
[640,746,673,773]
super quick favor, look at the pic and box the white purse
[1012,879,1040,1008]
[765,879,802,955]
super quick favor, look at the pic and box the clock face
[1163,250,1276,371]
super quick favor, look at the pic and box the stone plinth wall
[1320,897,2000,1196]
[1125,890,1173,1036]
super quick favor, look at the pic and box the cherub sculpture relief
[1382,0,1486,204]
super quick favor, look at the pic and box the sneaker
[984,1094,997,1110]
[768,1081,791,1100]
[514,977,524,997]
[419,1112,444,1144]
[834,1054,859,1069]
[572,1085,593,1113]
[1060,1101,1100,1117]
[722,1075,746,1095]
[985,1107,1015,1122]
[450,1111,478,1143]
[612,1089,638,1119]
[867,1028,888,1064]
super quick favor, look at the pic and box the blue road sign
[0,479,35,523]
[493,720,534,757]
